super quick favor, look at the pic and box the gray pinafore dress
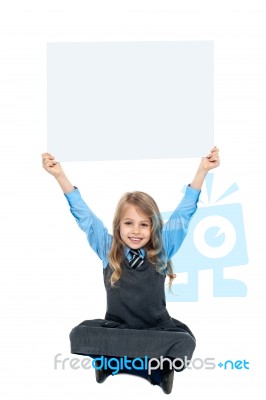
[70,255,196,363]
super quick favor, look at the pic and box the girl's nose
[131,225,140,234]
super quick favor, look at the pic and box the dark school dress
[69,255,196,367]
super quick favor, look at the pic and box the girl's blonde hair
[108,191,176,288]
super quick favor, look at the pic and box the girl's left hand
[200,146,220,172]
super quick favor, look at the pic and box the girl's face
[119,204,151,249]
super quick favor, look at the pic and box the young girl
[42,147,220,394]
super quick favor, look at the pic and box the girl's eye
[141,223,149,227]
[125,221,132,225]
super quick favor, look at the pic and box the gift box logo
[163,174,248,302]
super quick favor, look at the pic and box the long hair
[108,191,176,288]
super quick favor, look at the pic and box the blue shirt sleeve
[64,187,112,268]
[162,185,201,260]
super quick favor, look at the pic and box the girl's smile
[120,205,151,249]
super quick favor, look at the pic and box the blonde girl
[42,147,220,394]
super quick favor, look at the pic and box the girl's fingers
[207,148,219,159]
[43,159,58,168]
[42,154,55,165]
[209,155,219,161]
[210,158,220,166]
[206,153,220,163]
[41,153,52,160]
[208,146,219,155]
[41,152,54,158]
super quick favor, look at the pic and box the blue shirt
[64,185,200,269]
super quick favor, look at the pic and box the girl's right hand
[41,153,64,178]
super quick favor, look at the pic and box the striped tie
[129,249,144,269]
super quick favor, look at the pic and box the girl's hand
[41,152,64,178]
[200,146,220,172]
[190,147,220,189]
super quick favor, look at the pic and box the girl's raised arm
[190,146,220,189]
[41,153,112,266]
[42,153,74,193]
[162,146,220,259]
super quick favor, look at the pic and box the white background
[0,1,265,399]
